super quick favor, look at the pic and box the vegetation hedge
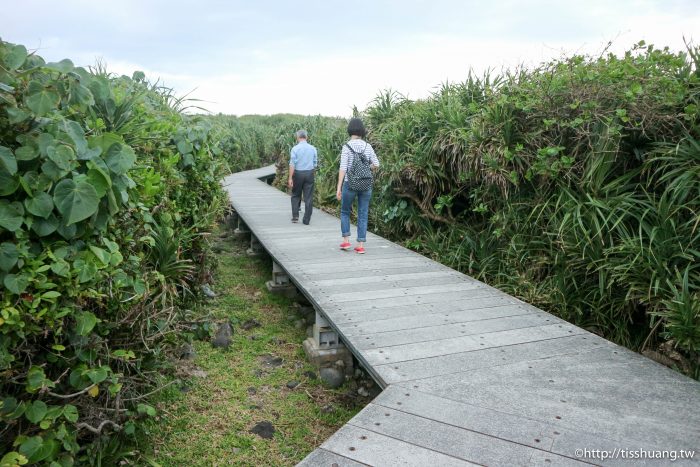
[218,42,700,378]
[1,40,227,466]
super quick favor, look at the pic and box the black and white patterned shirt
[339,139,380,181]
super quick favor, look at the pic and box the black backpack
[345,143,373,191]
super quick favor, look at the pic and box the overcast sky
[2,0,699,116]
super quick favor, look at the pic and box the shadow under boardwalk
[223,166,700,467]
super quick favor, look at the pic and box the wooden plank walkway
[223,166,700,467]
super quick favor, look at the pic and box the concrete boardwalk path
[223,166,700,467]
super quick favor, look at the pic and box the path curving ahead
[223,166,700,467]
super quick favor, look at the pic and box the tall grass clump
[358,41,700,376]
[222,41,700,378]
[209,113,348,202]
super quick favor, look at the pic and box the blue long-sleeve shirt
[290,141,318,171]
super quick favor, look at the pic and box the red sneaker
[340,242,351,250]
[354,246,365,254]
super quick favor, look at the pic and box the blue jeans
[341,182,372,242]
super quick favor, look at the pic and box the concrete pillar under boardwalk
[265,261,297,298]
[303,308,353,377]
[246,234,264,257]
[233,217,250,239]
[225,209,239,230]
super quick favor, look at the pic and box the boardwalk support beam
[246,234,264,257]
[233,217,250,239]
[225,209,239,230]
[312,310,339,348]
[303,309,353,376]
[265,261,297,298]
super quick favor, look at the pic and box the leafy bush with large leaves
[0,40,227,465]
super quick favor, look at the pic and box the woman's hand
[336,170,346,201]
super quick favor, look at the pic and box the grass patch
[137,228,365,466]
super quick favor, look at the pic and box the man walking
[288,130,317,225]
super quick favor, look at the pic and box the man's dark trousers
[291,170,314,224]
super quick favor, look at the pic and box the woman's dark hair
[347,118,366,137]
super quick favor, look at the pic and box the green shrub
[361,42,700,375]
[0,40,227,465]
[221,42,700,378]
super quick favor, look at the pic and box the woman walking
[336,118,380,254]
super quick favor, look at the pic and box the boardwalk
[223,166,700,467]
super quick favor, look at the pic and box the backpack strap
[345,143,368,163]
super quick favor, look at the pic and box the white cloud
[4,0,698,116]
[174,28,699,116]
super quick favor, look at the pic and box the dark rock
[367,385,382,398]
[241,318,261,330]
[201,283,218,298]
[299,306,315,324]
[319,367,345,389]
[179,385,192,393]
[306,326,313,338]
[303,370,317,380]
[250,421,275,440]
[294,319,305,329]
[259,355,284,368]
[286,380,300,389]
[320,404,335,413]
[178,343,196,360]
[247,386,257,395]
[296,295,311,306]
[270,337,286,346]
[212,322,233,348]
